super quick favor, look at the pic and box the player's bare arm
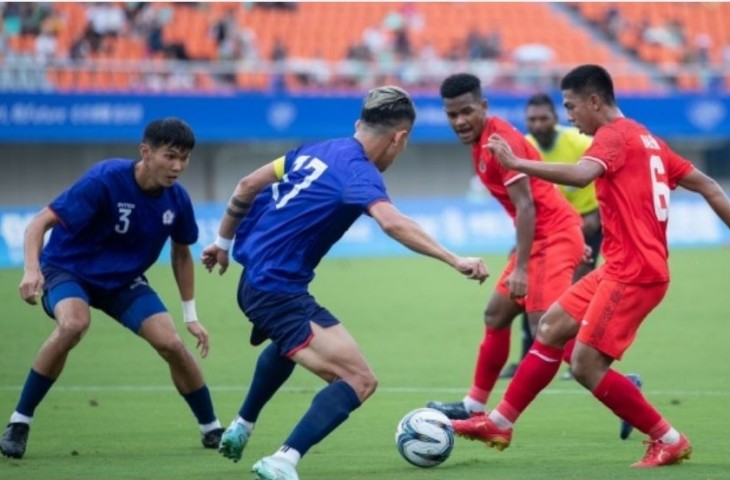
[19,208,58,305]
[172,241,210,358]
[678,168,730,228]
[505,178,534,299]
[202,159,281,275]
[488,134,604,187]
[368,201,489,283]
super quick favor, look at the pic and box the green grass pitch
[1,249,728,480]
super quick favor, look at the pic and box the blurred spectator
[86,2,126,38]
[34,22,57,62]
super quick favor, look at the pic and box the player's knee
[55,317,90,347]
[153,335,188,362]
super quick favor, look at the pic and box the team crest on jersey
[478,160,487,173]
[162,209,175,225]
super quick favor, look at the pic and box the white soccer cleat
[252,455,300,480]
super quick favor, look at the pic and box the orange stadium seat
[32,1,728,93]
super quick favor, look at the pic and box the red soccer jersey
[472,116,581,239]
[582,117,694,283]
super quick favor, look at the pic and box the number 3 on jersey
[273,155,328,209]
[650,154,670,222]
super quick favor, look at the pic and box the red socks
[497,341,563,422]
[469,327,511,403]
[592,369,668,437]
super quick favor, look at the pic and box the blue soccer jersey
[41,159,198,290]
[233,137,389,293]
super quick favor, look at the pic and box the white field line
[0,385,728,397]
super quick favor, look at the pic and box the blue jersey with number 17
[41,159,198,290]
[233,137,389,293]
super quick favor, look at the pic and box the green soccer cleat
[218,423,250,462]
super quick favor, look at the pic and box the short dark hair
[526,93,556,114]
[560,65,616,106]
[142,117,196,151]
[440,73,482,100]
[360,86,416,129]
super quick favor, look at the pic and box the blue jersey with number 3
[233,137,389,293]
[41,159,198,290]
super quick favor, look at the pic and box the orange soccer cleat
[451,415,512,451]
[631,434,692,468]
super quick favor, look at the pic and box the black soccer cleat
[0,422,30,459]
[201,427,224,449]
[425,400,472,420]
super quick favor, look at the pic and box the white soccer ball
[395,407,455,468]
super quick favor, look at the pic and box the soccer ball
[395,408,455,468]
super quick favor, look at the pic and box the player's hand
[19,267,44,305]
[201,244,229,275]
[487,134,518,169]
[505,266,528,299]
[185,320,210,358]
[582,244,593,264]
[454,257,489,284]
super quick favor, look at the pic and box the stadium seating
[2,2,727,93]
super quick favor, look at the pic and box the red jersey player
[426,73,585,420]
[454,64,730,468]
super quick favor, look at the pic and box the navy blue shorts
[237,276,339,357]
[41,265,167,334]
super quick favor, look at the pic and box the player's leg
[499,312,532,379]
[221,341,295,462]
[254,320,373,479]
[427,289,522,419]
[452,264,595,449]
[108,286,222,448]
[575,280,690,467]
[1,272,91,459]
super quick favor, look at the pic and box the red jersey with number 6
[582,118,694,283]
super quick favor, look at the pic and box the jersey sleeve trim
[504,173,528,186]
[581,156,608,172]
[46,205,66,229]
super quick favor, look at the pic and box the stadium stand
[0,2,727,93]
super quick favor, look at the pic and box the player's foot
[425,400,479,420]
[631,434,692,468]
[0,422,30,459]
[620,373,642,440]
[218,423,250,462]
[201,427,224,449]
[499,363,519,379]
[452,415,512,451]
[252,455,300,480]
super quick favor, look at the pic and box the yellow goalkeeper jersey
[526,125,598,215]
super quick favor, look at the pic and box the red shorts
[496,225,583,313]
[558,267,669,360]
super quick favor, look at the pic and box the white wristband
[214,235,233,251]
[182,299,198,323]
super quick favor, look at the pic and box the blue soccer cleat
[620,373,643,440]
[218,422,250,462]
[252,455,299,480]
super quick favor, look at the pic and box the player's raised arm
[488,133,604,187]
[678,168,730,228]
[368,201,489,283]
[201,158,282,275]
[19,208,58,305]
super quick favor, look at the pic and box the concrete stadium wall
[0,142,481,205]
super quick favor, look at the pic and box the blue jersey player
[0,118,223,460]
[201,86,489,480]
